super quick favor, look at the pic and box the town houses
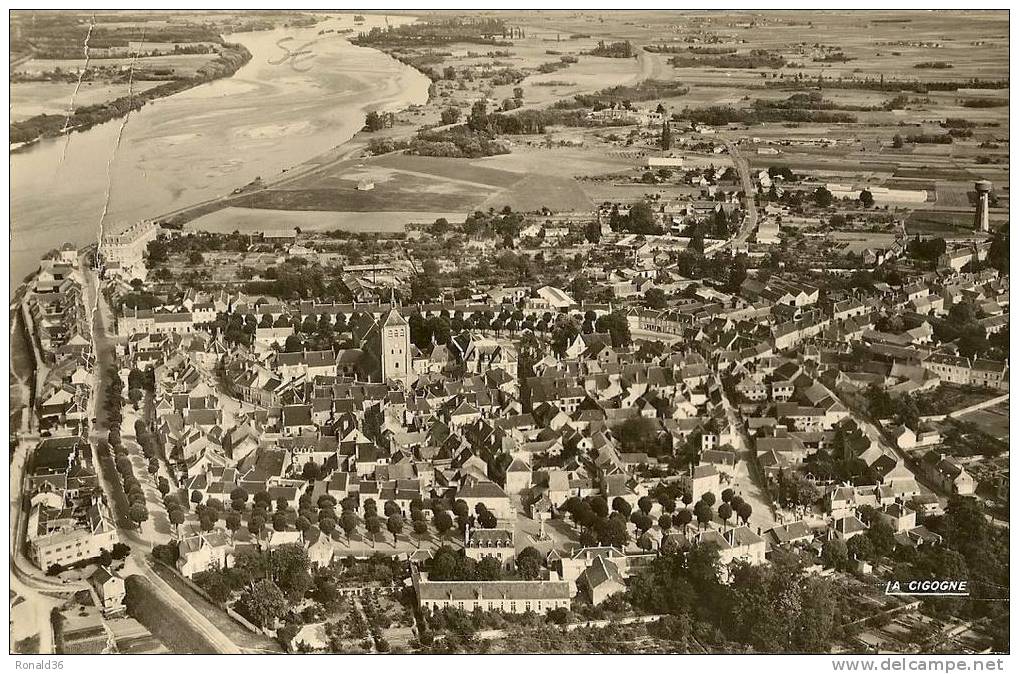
[14,113,1009,655]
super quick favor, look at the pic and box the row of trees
[425,544,544,582]
[105,367,150,528]
[560,489,753,551]
[10,44,252,145]
[134,418,166,478]
[288,491,505,548]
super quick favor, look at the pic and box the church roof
[383,309,408,327]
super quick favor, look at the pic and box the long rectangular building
[412,569,571,615]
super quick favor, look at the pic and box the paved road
[706,141,759,256]
[81,268,241,654]
[717,380,780,531]
[122,555,242,654]
[9,437,78,655]
[727,141,759,246]
[82,275,137,530]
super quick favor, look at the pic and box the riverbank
[160,43,437,228]
[10,43,252,151]
[10,14,429,291]
[165,121,428,228]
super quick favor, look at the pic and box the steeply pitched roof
[383,309,408,327]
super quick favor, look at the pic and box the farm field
[261,145,613,216]
[187,207,462,234]
[178,9,1008,242]
[232,175,494,213]
[905,209,1007,236]
[828,231,900,254]
[934,184,976,209]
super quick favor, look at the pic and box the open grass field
[370,153,529,185]
[187,206,463,234]
[478,144,637,176]
[253,145,610,217]
[148,564,284,653]
[232,177,492,213]
[252,152,520,214]
[124,575,219,654]
[479,172,595,212]
[958,402,1010,443]
[904,209,1006,236]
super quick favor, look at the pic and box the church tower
[380,309,411,382]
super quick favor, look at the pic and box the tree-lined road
[727,141,759,247]
[704,141,759,256]
[81,268,241,654]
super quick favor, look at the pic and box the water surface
[10,14,429,290]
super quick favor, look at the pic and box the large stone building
[412,569,572,615]
[98,220,159,279]
[351,309,412,384]
[27,501,119,570]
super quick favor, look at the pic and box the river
[9,13,430,291]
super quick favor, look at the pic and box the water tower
[974,180,992,233]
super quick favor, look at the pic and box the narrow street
[83,276,135,530]
[9,292,79,653]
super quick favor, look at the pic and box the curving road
[121,554,242,654]
[9,436,82,655]
[703,141,759,256]
[10,297,89,654]
[727,142,759,247]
